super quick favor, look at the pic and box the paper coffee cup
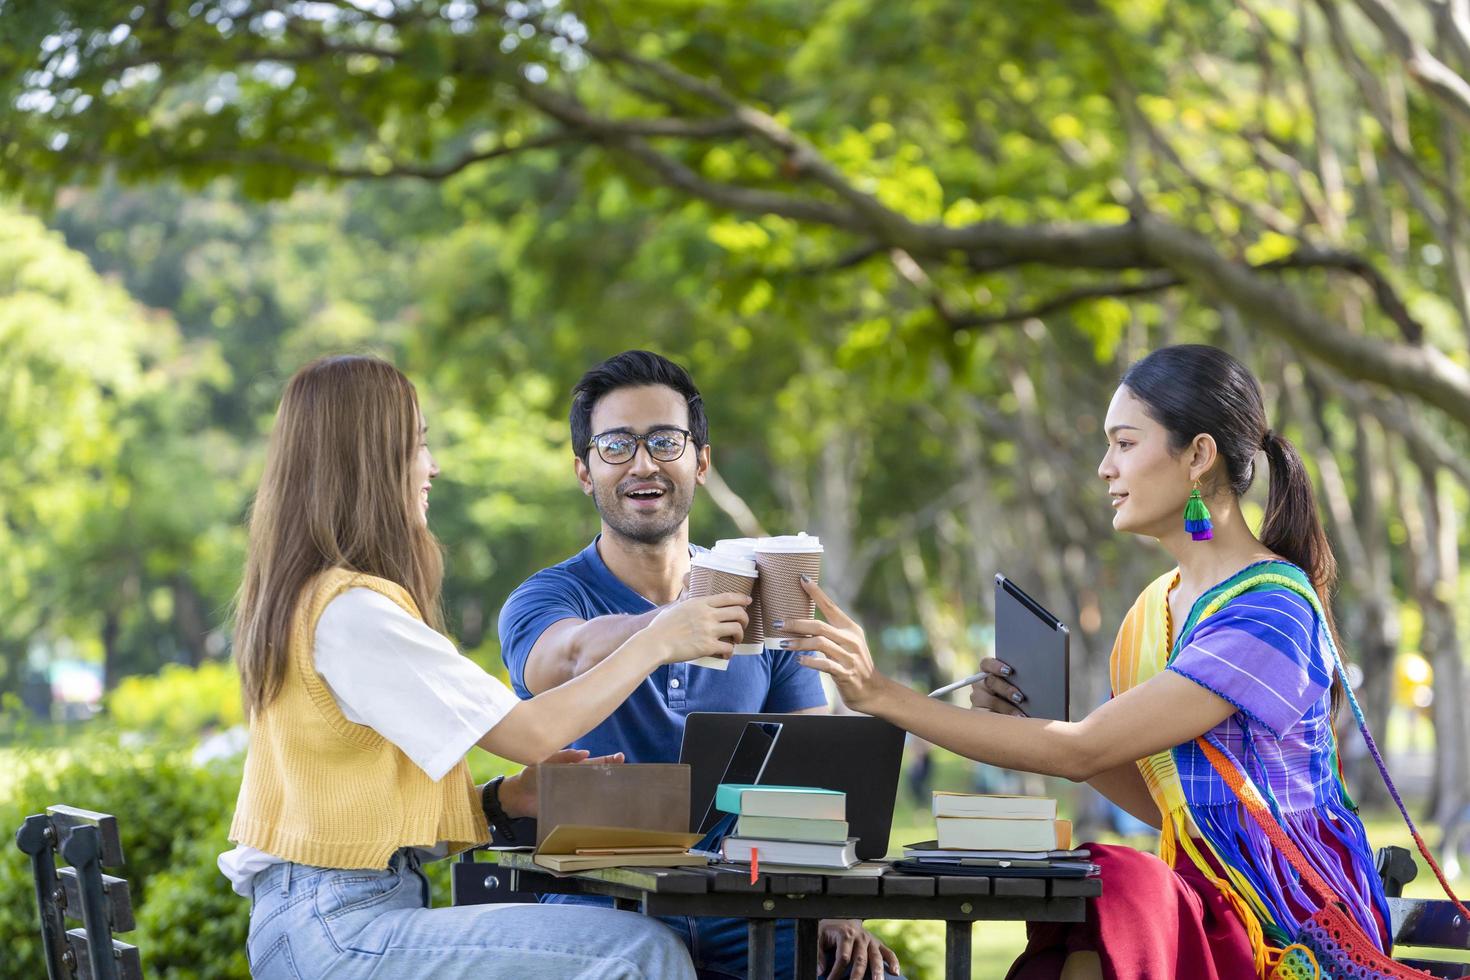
[686,550,758,669]
[754,534,823,650]
[713,539,765,654]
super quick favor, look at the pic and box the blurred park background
[5,0,1470,975]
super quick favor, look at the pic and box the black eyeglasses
[588,427,692,465]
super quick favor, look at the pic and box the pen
[928,671,988,698]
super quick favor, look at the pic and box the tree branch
[83,130,581,182]
[1350,0,1470,129]
[702,466,768,538]
[946,273,1184,330]
[1255,246,1424,342]
[1139,215,1470,427]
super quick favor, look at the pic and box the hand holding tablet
[928,574,1070,722]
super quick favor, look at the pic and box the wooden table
[494,852,1100,980]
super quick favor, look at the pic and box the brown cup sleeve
[754,552,823,639]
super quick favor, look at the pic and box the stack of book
[896,793,1097,878]
[714,784,867,872]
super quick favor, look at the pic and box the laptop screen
[694,720,782,834]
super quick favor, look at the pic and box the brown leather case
[535,763,692,845]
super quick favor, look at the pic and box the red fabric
[1004,843,1259,980]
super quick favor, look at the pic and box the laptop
[995,573,1070,721]
[679,712,905,860]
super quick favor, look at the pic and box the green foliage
[0,739,248,978]
[131,814,250,980]
[106,661,244,736]
[866,918,947,979]
[0,203,242,693]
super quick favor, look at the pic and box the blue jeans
[544,895,902,980]
[246,850,694,979]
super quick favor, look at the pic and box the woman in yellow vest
[218,355,750,979]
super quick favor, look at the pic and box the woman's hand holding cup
[784,577,894,713]
[644,593,751,665]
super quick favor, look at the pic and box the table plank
[535,864,710,894]
[992,877,1047,898]
[936,875,992,896]
[1049,878,1102,898]
[764,872,825,895]
[709,868,768,893]
[824,875,881,896]
[880,874,936,897]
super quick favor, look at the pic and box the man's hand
[497,748,626,818]
[818,919,899,979]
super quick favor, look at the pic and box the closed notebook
[714,784,845,820]
[737,861,888,877]
[735,814,849,842]
[891,858,1098,879]
[904,841,1091,862]
[532,825,705,873]
[535,851,708,873]
[935,817,1073,852]
[720,835,859,869]
[931,793,1057,821]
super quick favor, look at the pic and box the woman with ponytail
[790,345,1411,979]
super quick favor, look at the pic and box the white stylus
[928,671,988,698]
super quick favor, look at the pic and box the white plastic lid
[755,533,824,553]
[713,537,760,560]
[691,550,758,576]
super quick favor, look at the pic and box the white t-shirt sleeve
[314,588,521,781]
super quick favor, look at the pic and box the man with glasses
[498,350,900,980]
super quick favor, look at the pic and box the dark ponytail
[1122,346,1344,712]
[1260,429,1338,608]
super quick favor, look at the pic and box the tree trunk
[172,576,208,667]
[1400,453,1470,826]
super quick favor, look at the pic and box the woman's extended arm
[967,658,1162,826]
[1086,762,1163,828]
[788,579,1236,783]
[479,593,749,764]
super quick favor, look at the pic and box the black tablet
[995,573,1071,721]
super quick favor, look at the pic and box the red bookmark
[750,847,759,884]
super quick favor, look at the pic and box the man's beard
[592,476,695,545]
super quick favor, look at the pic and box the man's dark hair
[570,350,708,463]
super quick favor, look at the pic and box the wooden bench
[14,805,142,980]
[1377,845,1470,978]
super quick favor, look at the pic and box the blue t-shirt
[498,537,828,762]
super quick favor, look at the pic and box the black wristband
[480,775,517,842]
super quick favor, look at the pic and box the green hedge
[1,739,250,978]
[107,662,245,737]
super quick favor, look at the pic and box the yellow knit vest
[228,568,489,869]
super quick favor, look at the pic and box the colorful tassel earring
[1184,484,1213,541]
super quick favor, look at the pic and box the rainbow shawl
[1110,560,1420,977]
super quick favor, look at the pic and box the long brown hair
[233,355,445,717]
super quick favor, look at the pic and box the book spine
[714,784,744,814]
